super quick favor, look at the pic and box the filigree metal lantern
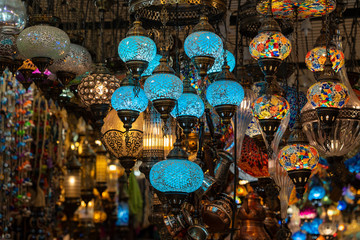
[184,16,223,79]
[49,43,92,86]
[77,137,96,205]
[64,147,82,220]
[206,64,245,125]
[171,69,205,134]
[144,57,183,122]
[149,139,204,212]
[77,63,120,129]
[118,20,157,82]
[16,15,71,73]
[101,109,143,175]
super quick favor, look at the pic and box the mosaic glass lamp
[0,0,27,34]
[171,66,205,134]
[142,54,162,78]
[144,57,183,121]
[318,220,337,240]
[292,231,306,240]
[17,21,71,73]
[308,186,326,202]
[307,59,350,133]
[184,16,223,78]
[285,86,307,130]
[207,50,236,80]
[111,74,148,130]
[249,17,291,79]
[118,21,156,81]
[206,65,244,125]
[49,43,92,85]
[252,94,289,144]
[78,63,120,129]
[301,218,322,237]
[278,118,319,198]
[150,139,204,212]
[305,47,345,73]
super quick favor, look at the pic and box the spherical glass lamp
[308,186,326,202]
[252,94,289,143]
[184,16,223,78]
[142,54,162,77]
[150,139,204,212]
[292,231,306,240]
[318,221,337,240]
[206,65,244,125]
[111,74,148,130]
[49,43,92,85]
[118,21,157,80]
[17,24,71,72]
[207,50,236,77]
[249,17,292,78]
[0,0,27,34]
[305,46,345,73]
[144,57,183,121]
[77,63,120,129]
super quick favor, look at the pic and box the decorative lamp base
[316,107,340,133]
[214,104,237,125]
[177,116,198,134]
[126,60,148,82]
[258,119,281,144]
[257,58,283,77]
[63,197,81,220]
[90,104,110,130]
[31,57,53,73]
[57,71,76,86]
[187,225,209,240]
[192,56,215,79]
[80,189,94,206]
[96,182,108,196]
[119,157,137,176]
[117,109,140,131]
[165,192,188,213]
[152,99,177,121]
[287,169,312,199]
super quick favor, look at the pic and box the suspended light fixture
[77,63,120,129]
[308,185,326,206]
[0,0,27,35]
[207,50,236,81]
[184,16,223,78]
[16,16,71,73]
[150,139,204,212]
[206,64,244,125]
[142,54,162,78]
[49,43,93,86]
[307,59,349,134]
[94,144,108,196]
[318,220,337,240]
[278,118,319,198]
[111,74,148,131]
[118,20,157,81]
[171,65,205,134]
[16,59,37,90]
[144,57,183,122]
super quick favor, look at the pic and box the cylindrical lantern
[95,144,108,195]
[107,160,121,195]
[65,149,82,199]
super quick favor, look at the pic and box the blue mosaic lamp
[184,16,223,78]
[207,50,236,79]
[206,64,244,125]
[142,54,162,77]
[150,139,204,211]
[171,68,205,134]
[111,74,148,130]
[301,218,322,237]
[292,231,306,240]
[144,57,183,121]
[118,21,157,81]
[308,186,326,202]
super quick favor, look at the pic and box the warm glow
[75,142,80,148]
[338,224,345,231]
[71,144,75,150]
[239,180,249,185]
[95,140,102,146]
[109,164,117,172]
[68,176,76,185]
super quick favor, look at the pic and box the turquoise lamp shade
[118,36,157,63]
[301,218,322,235]
[142,54,162,77]
[111,85,148,112]
[207,50,236,74]
[144,73,183,101]
[337,200,347,211]
[206,80,244,107]
[170,93,205,119]
[308,186,326,201]
[292,231,306,240]
[150,159,204,193]
[184,31,223,59]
